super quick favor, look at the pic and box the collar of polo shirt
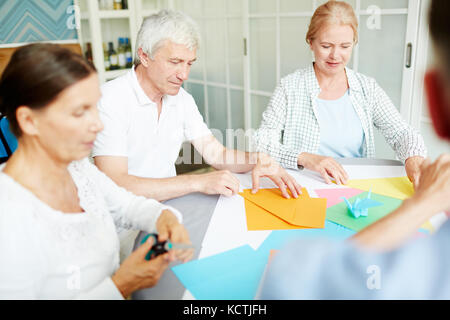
[130,65,177,108]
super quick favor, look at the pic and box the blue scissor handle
[141,233,171,261]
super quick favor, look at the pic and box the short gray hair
[135,9,201,64]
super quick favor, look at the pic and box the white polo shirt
[92,67,211,178]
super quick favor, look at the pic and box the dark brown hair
[429,0,450,78]
[0,43,96,137]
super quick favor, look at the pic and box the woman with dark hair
[0,43,193,299]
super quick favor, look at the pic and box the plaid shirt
[253,64,427,169]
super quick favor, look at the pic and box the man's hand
[156,210,194,263]
[191,170,240,197]
[297,153,348,185]
[251,153,303,199]
[405,156,426,188]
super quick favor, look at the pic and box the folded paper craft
[326,191,403,232]
[341,189,383,218]
[240,188,327,230]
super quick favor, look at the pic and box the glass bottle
[103,42,111,71]
[118,38,127,69]
[85,42,93,64]
[125,38,133,68]
[113,0,122,10]
[108,42,119,70]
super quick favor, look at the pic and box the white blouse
[0,158,182,300]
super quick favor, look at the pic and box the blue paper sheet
[172,220,355,300]
[172,245,267,300]
[256,220,355,255]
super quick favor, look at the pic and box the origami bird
[341,189,383,218]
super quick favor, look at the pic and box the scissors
[140,233,195,261]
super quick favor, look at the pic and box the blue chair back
[0,115,18,164]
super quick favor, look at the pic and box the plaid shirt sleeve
[252,81,301,169]
[370,79,427,162]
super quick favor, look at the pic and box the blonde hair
[306,1,358,45]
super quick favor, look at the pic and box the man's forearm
[210,148,256,173]
[113,173,200,202]
[351,197,435,252]
[194,135,259,173]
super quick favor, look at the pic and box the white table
[132,158,445,300]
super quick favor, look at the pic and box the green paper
[326,191,403,232]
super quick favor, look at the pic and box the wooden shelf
[104,68,131,80]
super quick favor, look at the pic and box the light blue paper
[257,220,355,255]
[172,220,355,300]
[172,245,268,300]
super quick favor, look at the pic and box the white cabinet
[75,0,174,83]
[74,0,446,159]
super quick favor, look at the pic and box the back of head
[306,0,359,44]
[135,9,201,64]
[429,0,450,81]
[0,43,96,137]
[427,0,450,140]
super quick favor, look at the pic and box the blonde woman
[254,0,426,186]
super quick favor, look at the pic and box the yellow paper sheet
[240,188,327,230]
[345,176,414,200]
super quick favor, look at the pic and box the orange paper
[240,188,327,231]
[244,199,308,230]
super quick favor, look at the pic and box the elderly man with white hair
[93,10,301,203]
